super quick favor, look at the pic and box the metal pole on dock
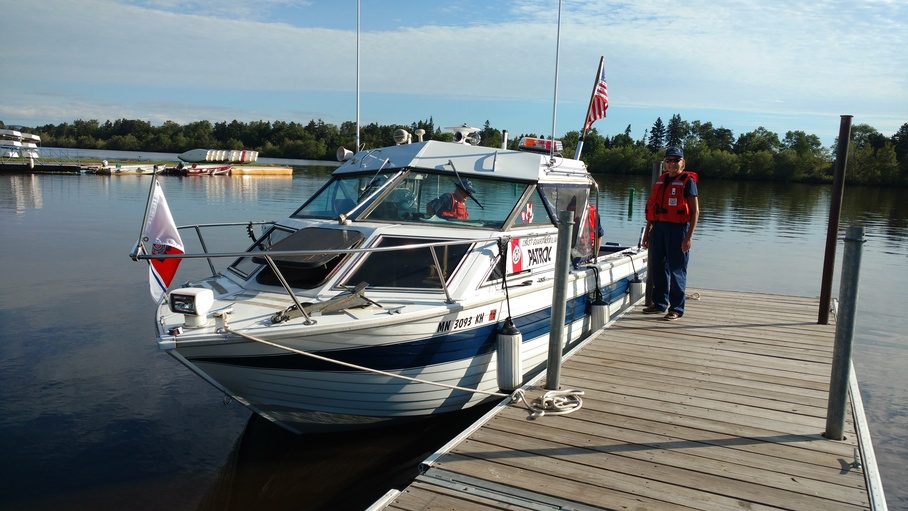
[824,225,865,441]
[645,161,661,307]
[546,210,574,390]
[818,115,853,324]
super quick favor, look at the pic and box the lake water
[0,170,905,510]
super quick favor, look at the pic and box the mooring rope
[227,328,509,398]
[510,388,585,418]
[225,327,585,418]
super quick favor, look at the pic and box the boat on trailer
[132,127,647,433]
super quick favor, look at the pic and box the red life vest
[437,192,469,220]
[586,205,598,247]
[645,172,695,223]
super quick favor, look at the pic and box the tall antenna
[355,0,361,150]
[549,0,563,160]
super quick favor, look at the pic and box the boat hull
[177,163,232,176]
[95,163,164,175]
[160,256,644,433]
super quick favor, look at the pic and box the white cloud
[1,0,905,141]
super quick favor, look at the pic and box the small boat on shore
[131,125,647,434]
[175,162,233,176]
[94,161,165,175]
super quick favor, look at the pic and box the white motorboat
[132,127,647,433]
[95,161,164,175]
[178,148,258,164]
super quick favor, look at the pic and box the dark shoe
[641,305,665,315]
[663,311,681,321]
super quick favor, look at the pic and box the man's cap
[455,179,476,196]
[664,147,684,159]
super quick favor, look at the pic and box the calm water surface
[0,170,905,510]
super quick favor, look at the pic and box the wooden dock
[375,289,884,510]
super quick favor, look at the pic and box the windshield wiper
[357,158,391,202]
[446,159,484,209]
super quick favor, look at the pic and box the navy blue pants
[649,221,689,315]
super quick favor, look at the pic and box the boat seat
[253,227,365,288]
[253,227,364,268]
[370,201,400,220]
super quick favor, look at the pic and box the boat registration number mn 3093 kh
[436,309,499,333]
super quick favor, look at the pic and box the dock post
[627,187,635,217]
[546,210,574,390]
[824,225,865,441]
[645,162,661,306]
[819,115,853,324]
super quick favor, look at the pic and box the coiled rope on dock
[510,388,584,418]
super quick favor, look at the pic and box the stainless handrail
[135,224,522,311]
[135,235,502,262]
[261,253,316,325]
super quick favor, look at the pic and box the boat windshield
[291,169,537,230]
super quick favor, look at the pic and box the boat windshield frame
[290,168,543,230]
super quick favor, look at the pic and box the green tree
[694,149,740,179]
[647,117,665,150]
[713,127,735,152]
[479,120,502,148]
[562,128,609,160]
[891,123,908,161]
[745,150,776,180]
[890,123,908,184]
[665,114,688,148]
[735,127,781,154]
[107,134,141,151]
[589,145,653,174]
[183,120,214,148]
[13,115,904,187]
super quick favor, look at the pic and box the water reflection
[1,172,905,510]
[0,174,44,214]
[198,404,496,511]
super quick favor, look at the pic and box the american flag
[583,66,609,132]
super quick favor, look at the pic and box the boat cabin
[227,134,602,295]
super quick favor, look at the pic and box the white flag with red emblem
[144,181,184,302]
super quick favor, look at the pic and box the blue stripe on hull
[187,277,631,372]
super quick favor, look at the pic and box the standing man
[641,147,699,321]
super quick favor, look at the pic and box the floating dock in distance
[230,165,293,176]
[375,289,884,511]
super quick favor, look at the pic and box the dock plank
[382,289,872,510]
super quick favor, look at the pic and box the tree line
[4,116,906,186]
[562,115,908,187]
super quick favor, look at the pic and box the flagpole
[355,0,361,151]
[574,56,605,160]
[130,176,158,260]
[549,0,563,161]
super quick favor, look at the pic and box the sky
[1,0,906,148]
